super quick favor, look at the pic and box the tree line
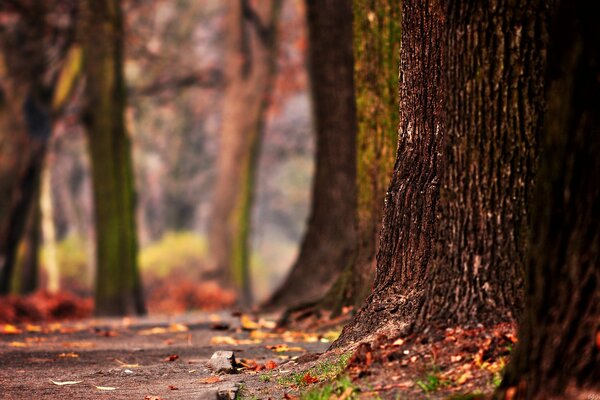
[0,0,597,398]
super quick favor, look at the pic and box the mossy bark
[266,0,358,309]
[81,0,145,316]
[319,0,400,314]
[208,0,281,306]
[497,1,599,398]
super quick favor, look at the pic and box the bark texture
[266,0,357,309]
[319,0,400,312]
[208,0,280,306]
[415,0,549,329]
[497,1,600,398]
[81,0,145,316]
[338,0,550,345]
[336,0,444,343]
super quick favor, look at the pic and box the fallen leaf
[240,315,260,331]
[1,324,22,335]
[164,354,179,362]
[9,341,27,347]
[168,323,189,332]
[25,324,42,332]
[283,393,299,400]
[456,371,472,384]
[266,344,306,353]
[58,352,79,358]
[95,386,117,391]
[392,338,405,346]
[50,379,83,385]
[337,387,354,400]
[265,360,277,370]
[62,341,95,349]
[144,396,164,400]
[168,385,178,390]
[114,358,139,368]
[301,373,318,385]
[198,376,222,384]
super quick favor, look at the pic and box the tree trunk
[13,188,41,295]
[414,0,549,330]
[497,1,600,398]
[336,0,444,344]
[81,0,145,316]
[208,0,281,306]
[317,0,401,313]
[338,0,549,345]
[266,0,358,309]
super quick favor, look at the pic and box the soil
[0,312,513,399]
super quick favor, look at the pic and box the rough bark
[497,1,600,398]
[338,0,549,345]
[318,0,400,313]
[336,0,444,344]
[266,0,358,309]
[415,0,549,329]
[208,0,281,306]
[81,0,145,316]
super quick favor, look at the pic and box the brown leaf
[283,393,299,400]
[164,354,179,362]
[265,360,277,370]
[301,373,318,385]
[1,324,22,334]
[144,396,164,400]
[168,385,178,390]
[198,376,222,384]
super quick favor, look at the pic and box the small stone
[216,384,239,400]
[208,351,237,373]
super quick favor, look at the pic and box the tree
[338,0,549,344]
[81,0,145,316]
[497,1,600,398]
[265,0,358,309]
[282,0,400,318]
[208,0,281,306]
[0,1,77,295]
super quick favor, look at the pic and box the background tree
[0,1,77,295]
[338,0,549,344]
[497,1,599,397]
[81,0,145,316]
[208,0,281,306]
[266,0,358,309]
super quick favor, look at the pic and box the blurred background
[0,0,315,318]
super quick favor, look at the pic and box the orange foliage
[0,291,92,324]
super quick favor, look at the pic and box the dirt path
[0,312,334,399]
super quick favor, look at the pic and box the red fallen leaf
[95,329,118,337]
[168,385,178,390]
[164,354,179,362]
[284,393,299,400]
[301,373,318,385]
[265,360,277,370]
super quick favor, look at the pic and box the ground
[0,311,512,399]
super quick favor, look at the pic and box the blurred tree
[209,0,281,305]
[266,0,358,308]
[315,0,400,314]
[497,1,599,398]
[0,0,77,295]
[338,0,549,344]
[81,0,145,315]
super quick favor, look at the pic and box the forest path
[0,312,334,399]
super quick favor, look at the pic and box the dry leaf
[392,338,405,346]
[168,385,178,390]
[9,341,27,347]
[1,324,22,335]
[265,360,277,370]
[114,358,139,368]
[198,376,222,384]
[95,386,117,391]
[164,354,179,362]
[144,396,164,400]
[266,344,306,353]
[240,315,260,331]
[58,352,79,358]
[301,373,318,385]
[50,379,83,386]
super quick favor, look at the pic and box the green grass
[415,364,447,393]
[276,353,352,388]
[300,376,357,400]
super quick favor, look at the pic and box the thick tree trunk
[208,0,281,306]
[414,0,549,329]
[497,1,600,398]
[13,187,41,295]
[81,0,145,316]
[266,0,358,309]
[336,0,444,343]
[338,0,549,345]
[317,0,400,313]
